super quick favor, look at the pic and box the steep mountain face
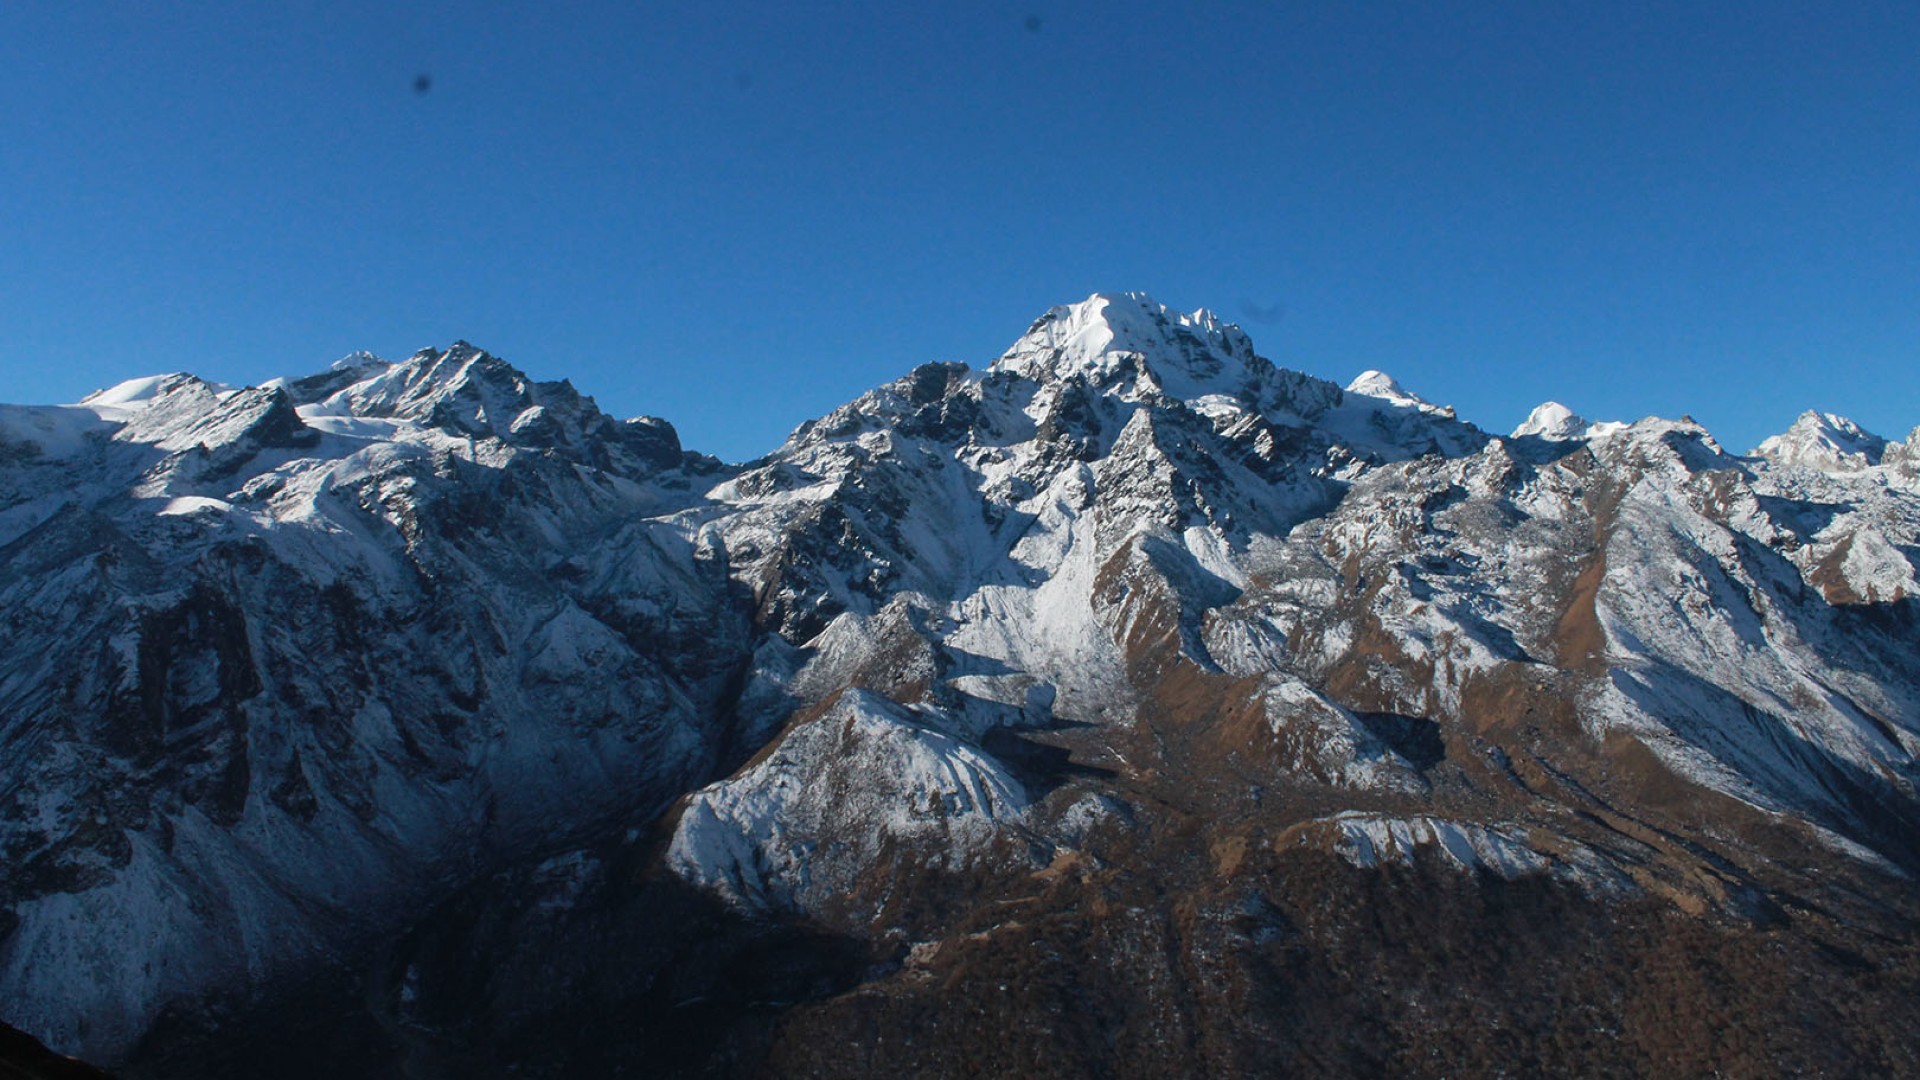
[3,294,1919,1077]
[0,345,745,1059]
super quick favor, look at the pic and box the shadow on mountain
[1504,433,1592,466]
[0,1021,116,1079]
[933,644,1023,679]
[123,843,872,1080]
[708,594,804,781]
[1755,494,1855,541]
[1350,711,1446,772]
[1612,660,1920,876]
[980,723,1117,800]
[1734,530,1920,687]
[1828,590,1920,641]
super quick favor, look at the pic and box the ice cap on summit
[1512,401,1591,441]
[1345,370,1455,418]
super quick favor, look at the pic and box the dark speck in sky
[1024,15,1043,33]
[413,73,432,95]
[1241,299,1285,324]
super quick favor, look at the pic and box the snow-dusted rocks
[1884,426,1920,476]
[1753,410,1889,473]
[3,294,1919,1075]
[668,690,1028,914]
[1287,812,1628,893]
[0,343,734,1060]
[994,292,1266,403]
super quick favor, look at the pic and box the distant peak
[1802,410,1873,438]
[991,292,1263,401]
[1345,370,1454,417]
[1753,410,1887,472]
[330,350,387,373]
[1345,370,1417,401]
[1512,401,1591,442]
[79,373,201,410]
[76,373,228,421]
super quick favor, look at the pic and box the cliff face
[4,295,1918,1076]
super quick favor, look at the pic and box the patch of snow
[1300,812,1629,892]
[157,496,234,516]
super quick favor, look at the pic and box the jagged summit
[990,292,1266,401]
[1512,400,1591,441]
[1753,409,1889,473]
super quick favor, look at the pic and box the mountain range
[2,292,1917,1077]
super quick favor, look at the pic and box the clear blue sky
[4,2,1917,461]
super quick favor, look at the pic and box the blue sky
[4,2,1916,461]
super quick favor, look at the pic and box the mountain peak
[990,292,1264,401]
[1512,401,1591,441]
[313,342,522,420]
[1753,409,1888,472]
[77,372,220,417]
[1344,369,1454,418]
[1346,369,1415,400]
[330,350,387,373]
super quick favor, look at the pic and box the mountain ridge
[3,293,1918,1076]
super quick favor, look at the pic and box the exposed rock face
[3,294,1919,1077]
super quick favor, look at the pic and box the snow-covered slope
[3,294,1918,1075]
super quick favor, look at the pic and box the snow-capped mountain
[1345,369,1455,418]
[0,344,741,1060]
[1511,400,1592,441]
[1752,408,1893,473]
[3,294,1919,1077]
